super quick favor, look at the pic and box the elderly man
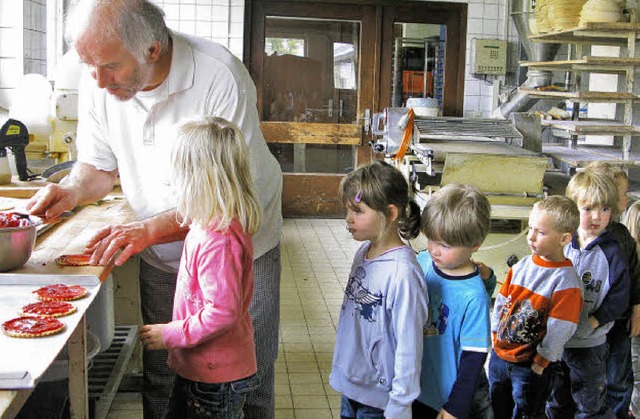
[27,1,282,418]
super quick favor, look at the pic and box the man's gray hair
[65,0,170,62]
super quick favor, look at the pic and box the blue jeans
[165,373,260,419]
[606,319,633,418]
[546,343,614,419]
[340,395,384,419]
[488,350,551,418]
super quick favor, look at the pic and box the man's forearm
[62,162,118,206]
[143,209,189,245]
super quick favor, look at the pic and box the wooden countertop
[0,176,131,281]
[13,197,134,281]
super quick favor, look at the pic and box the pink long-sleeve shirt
[162,219,257,383]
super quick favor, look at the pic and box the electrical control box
[471,38,508,75]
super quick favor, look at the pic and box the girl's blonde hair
[623,200,640,252]
[171,116,262,234]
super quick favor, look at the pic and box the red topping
[0,212,33,228]
[33,284,88,301]
[22,301,75,316]
[2,316,64,334]
[56,254,93,267]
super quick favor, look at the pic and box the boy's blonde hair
[170,116,262,234]
[586,161,628,184]
[585,161,629,218]
[623,200,640,251]
[565,169,619,213]
[420,183,491,247]
[534,195,579,235]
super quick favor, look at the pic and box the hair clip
[354,190,363,203]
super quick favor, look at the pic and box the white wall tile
[195,20,212,38]
[180,4,196,21]
[196,4,213,21]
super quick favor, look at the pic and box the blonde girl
[139,116,261,419]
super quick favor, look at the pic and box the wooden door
[245,0,467,217]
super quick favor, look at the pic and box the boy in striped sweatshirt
[489,195,583,418]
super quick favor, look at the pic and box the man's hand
[139,324,166,350]
[84,221,154,266]
[26,184,79,220]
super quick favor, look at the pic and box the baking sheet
[0,274,101,389]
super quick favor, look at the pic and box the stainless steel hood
[497,0,561,117]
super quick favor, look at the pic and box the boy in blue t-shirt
[413,184,492,419]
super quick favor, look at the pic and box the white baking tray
[0,274,101,389]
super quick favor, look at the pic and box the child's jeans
[340,395,385,419]
[631,335,640,417]
[488,350,551,418]
[164,373,259,419]
[606,319,633,418]
[546,343,614,419]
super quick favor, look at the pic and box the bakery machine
[371,107,548,208]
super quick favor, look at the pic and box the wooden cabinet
[521,22,640,170]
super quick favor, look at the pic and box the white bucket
[406,97,439,117]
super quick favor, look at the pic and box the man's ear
[386,204,399,223]
[146,41,162,62]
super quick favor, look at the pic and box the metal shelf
[88,325,138,419]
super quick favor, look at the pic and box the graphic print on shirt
[580,270,601,304]
[177,270,203,308]
[344,266,383,322]
[497,296,543,344]
[423,297,449,336]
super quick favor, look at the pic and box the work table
[0,181,133,419]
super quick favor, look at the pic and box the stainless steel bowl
[0,218,38,272]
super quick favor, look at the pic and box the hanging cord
[478,227,529,251]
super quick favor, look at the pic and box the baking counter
[0,192,134,418]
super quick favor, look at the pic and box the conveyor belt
[414,117,523,141]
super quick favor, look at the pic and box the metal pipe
[497,0,560,117]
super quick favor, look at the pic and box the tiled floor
[107,218,360,419]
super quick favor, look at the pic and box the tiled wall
[151,0,246,57]
[23,0,47,75]
[0,0,47,110]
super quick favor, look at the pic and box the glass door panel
[263,17,360,174]
[390,23,446,116]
